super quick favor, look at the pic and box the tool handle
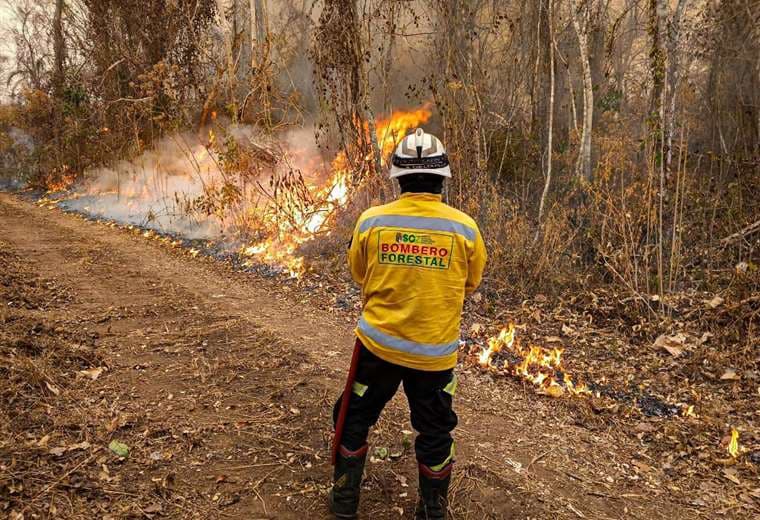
[332,339,362,465]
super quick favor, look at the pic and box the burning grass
[37,107,433,280]
[472,322,707,421]
[239,107,432,276]
[476,323,591,398]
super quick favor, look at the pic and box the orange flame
[241,107,432,277]
[45,167,77,192]
[728,428,740,458]
[478,324,591,397]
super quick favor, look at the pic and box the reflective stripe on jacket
[349,192,487,371]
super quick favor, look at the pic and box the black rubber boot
[329,444,368,519]
[415,463,452,520]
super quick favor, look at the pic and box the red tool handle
[332,339,362,465]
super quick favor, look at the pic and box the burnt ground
[0,191,757,519]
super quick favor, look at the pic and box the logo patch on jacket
[378,229,453,269]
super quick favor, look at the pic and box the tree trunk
[313,0,381,182]
[250,0,267,70]
[530,0,549,139]
[536,0,555,239]
[648,0,668,301]
[52,0,65,96]
[249,0,271,128]
[647,0,666,142]
[431,0,483,209]
[216,0,238,123]
[663,0,690,177]
[356,1,382,180]
[570,0,594,183]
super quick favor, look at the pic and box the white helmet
[389,128,451,178]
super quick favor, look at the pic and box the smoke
[282,126,327,176]
[8,127,34,151]
[44,104,427,278]
[0,177,23,191]
[0,127,35,188]
[57,124,332,244]
[59,131,228,240]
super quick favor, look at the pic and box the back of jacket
[348,192,487,371]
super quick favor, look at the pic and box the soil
[1,192,756,519]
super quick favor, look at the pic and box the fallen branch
[526,448,553,472]
[108,96,152,104]
[721,219,760,245]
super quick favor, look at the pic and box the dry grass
[0,243,105,517]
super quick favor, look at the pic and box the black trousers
[333,342,458,468]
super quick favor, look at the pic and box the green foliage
[598,89,622,113]
[62,85,88,110]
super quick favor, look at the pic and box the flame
[478,323,516,365]
[478,324,591,397]
[375,106,434,158]
[41,106,433,279]
[477,325,701,416]
[727,428,740,458]
[241,107,432,277]
[45,167,77,192]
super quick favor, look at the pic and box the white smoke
[59,131,227,240]
[8,127,35,151]
[0,127,35,188]
[57,124,331,243]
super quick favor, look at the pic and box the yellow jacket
[349,193,487,371]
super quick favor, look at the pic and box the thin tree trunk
[570,0,594,183]
[648,0,665,141]
[554,45,578,137]
[357,0,382,180]
[663,0,689,178]
[216,0,238,123]
[530,1,543,137]
[313,0,380,184]
[52,0,65,96]
[250,0,267,69]
[536,0,555,240]
[380,1,398,117]
[249,0,271,129]
[649,0,669,301]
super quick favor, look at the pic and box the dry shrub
[586,125,760,300]
[9,88,104,190]
[585,132,657,298]
[480,192,584,299]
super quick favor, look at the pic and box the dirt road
[0,192,722,518]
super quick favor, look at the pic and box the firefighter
[330,129,487,519]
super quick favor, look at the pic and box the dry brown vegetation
[0,0,759,518]
[2,192,758,519]
[1,1,757,300]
